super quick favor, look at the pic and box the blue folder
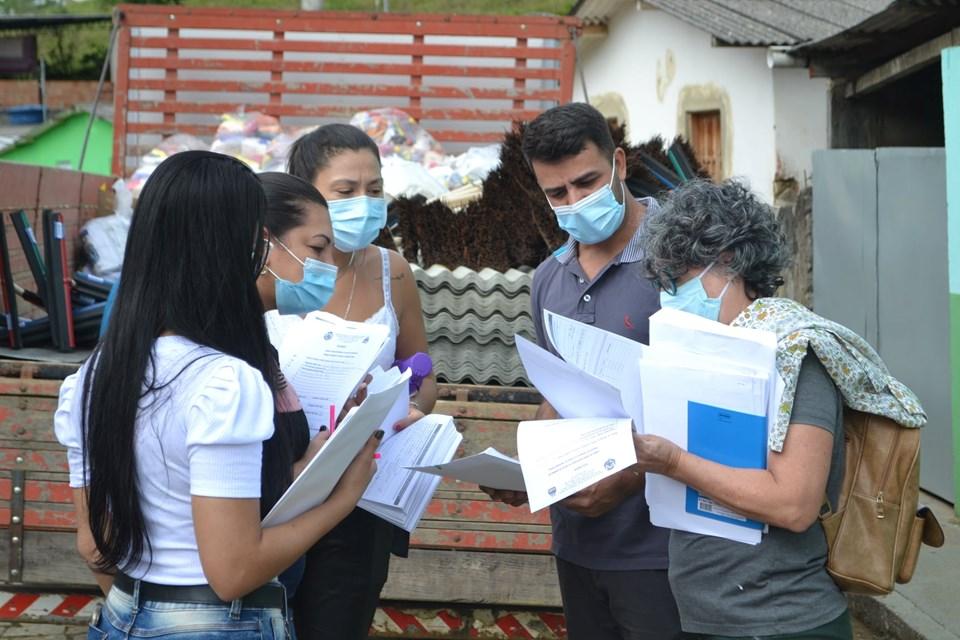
[685,401,767,530]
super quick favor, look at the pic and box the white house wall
[772,67,829,188]
[574,5,778,203]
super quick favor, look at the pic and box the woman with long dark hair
[55,151,379,639]
[286,124,436,640]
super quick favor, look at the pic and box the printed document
[517,418,636,512]
[543,309,646,388]
[261,370,408,528]
[515,335,629,421]
[274,312,390,435]
[409,447,525,491]
[359,414,462,532]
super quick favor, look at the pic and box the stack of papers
[640,308,780,545]
[359,414,462,532]
[267,311,390,436]
[261,366,410,527]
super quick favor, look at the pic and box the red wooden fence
[112,4,581,175]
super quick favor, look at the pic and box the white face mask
[544,152,626,245]
[327,196,387,252]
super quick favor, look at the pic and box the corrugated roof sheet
[414,265,534,387]
[643,0,889,45]
[573,0,892,46]
[792,0,960,67]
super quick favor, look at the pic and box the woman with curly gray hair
[633,179,855,639]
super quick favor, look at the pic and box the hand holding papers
[639,308,779,545]
[517,418,636,512]
[409,447,524,492]
[261,366,408,527]
[272,311,390,436]
[358,414,462,532]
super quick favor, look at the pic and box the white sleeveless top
[365,247,400,370]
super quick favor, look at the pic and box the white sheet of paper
[366,366,412,443]
[277,312,390,436]
[261,373,408,528]
[543,309,646,388]
[409,447,525,491]
[515,335,629,420]
[517,418,636,512]
[639,357,769,545]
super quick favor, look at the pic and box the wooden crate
[0,361,560,607]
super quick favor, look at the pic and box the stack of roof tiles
[414,264,534,387]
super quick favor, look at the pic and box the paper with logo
[359,414,462,532]
[409,447,525,491]
[639,356,768,545]
[274,311,390,435]
[262,368,408,527]
[515,335,629,421]
[517,418,636,512]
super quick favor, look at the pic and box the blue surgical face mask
[268,239,338,316]
[658,262,732,322]
[547,153,626,245]
[327,195,387,253]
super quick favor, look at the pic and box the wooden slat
[131,37,564,61]
[122,123,505,145]
[381,549,561,606]
[437,384,541,405]
[122,10,578,42]
[126,101,542,123]
[0,361,78,381]
[0,378,65,398]
[127,57,562,81]
[435,400,536,421]
[127,78,562,102]
[410,528,552,553]
[0,449,67,474]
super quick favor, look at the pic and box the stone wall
[776,185,813,308]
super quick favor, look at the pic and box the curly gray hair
[640,179,790,298]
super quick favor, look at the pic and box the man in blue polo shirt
[485,103,686,640]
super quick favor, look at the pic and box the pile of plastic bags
[124,108,501,201]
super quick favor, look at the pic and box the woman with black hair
[55,151,380,639]
[286,124,436,640]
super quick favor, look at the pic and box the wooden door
[688,110,722,181]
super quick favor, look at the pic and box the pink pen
[329,404,336,434]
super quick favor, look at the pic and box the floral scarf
[731,297,925,452]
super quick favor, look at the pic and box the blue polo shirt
[530,197,669,571]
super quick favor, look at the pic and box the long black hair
[287,124,381,183]
[82,150,277,571]
[257,172,328,517]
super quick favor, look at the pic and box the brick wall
[0,81,114,111]
[0,162,113,318]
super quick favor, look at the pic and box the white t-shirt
[54,335,274,585]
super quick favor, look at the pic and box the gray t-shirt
[531,198,670,571]
[668,350,848,636]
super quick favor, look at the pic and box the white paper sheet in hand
[366,366,412,444]
[409,447,525,491]
[518,418,636,512]
[276,312,390,436]
[515,335,629,420]
[639,357,768,545]
[261,372,408,528]
[543,309,646,388]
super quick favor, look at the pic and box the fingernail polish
[319,426,328,432]
[374,429,385,439]
[373,453,382,459]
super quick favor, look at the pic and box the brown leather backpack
[819,409,945,595]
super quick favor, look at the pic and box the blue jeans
[88,580,293,639]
